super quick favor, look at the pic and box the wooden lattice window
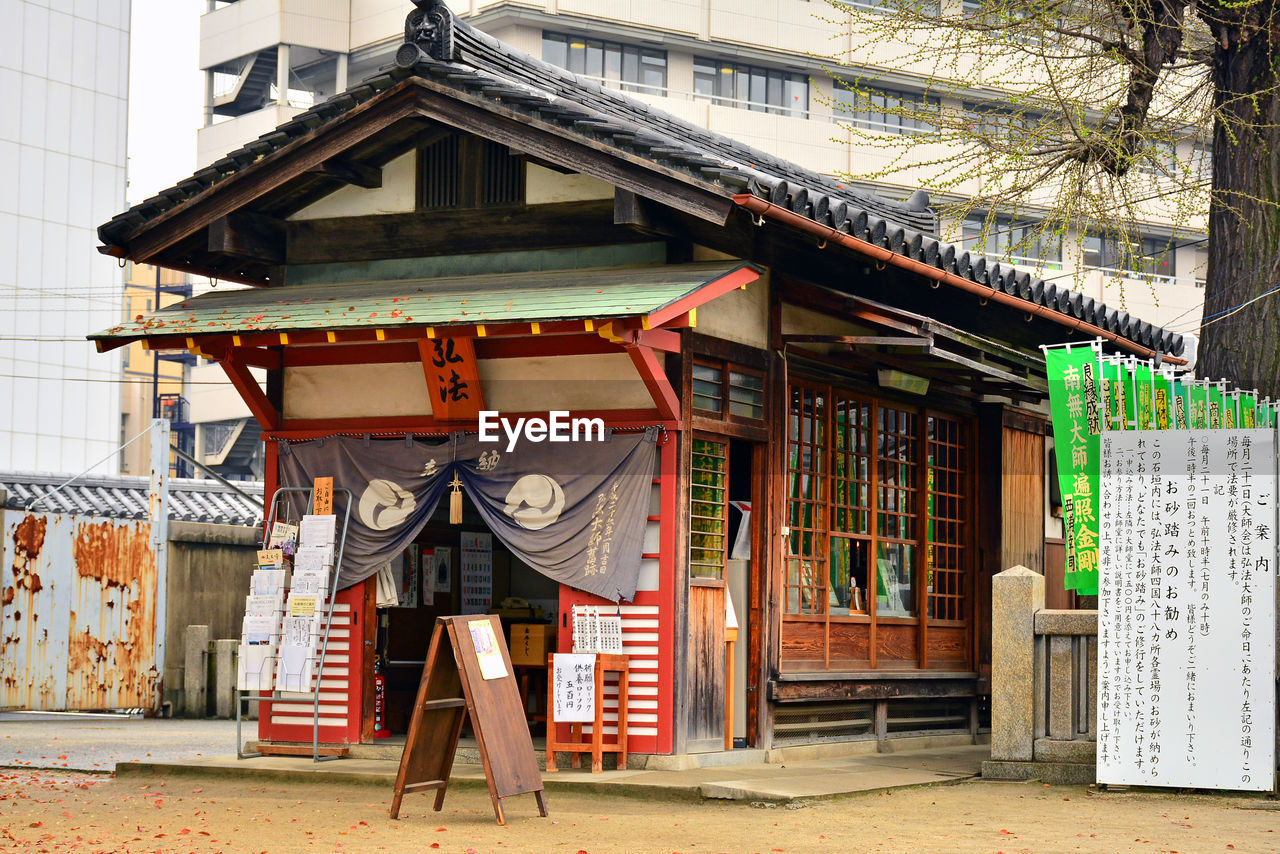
[784,381,971,626]
[829,397,871,614]
[418,135,525,210]
[875,405,918,618]
[785,384,826,614]
[689,437,729,579]
[926,414,968,622]
[692,359,765,423]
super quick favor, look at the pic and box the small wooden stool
[545,652,629,773]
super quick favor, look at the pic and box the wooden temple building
[91,1,1187,758]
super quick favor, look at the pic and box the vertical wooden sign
[312,477,334,515]
[390,614,547,825]
[418,337,485,421]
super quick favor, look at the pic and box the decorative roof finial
[395,0,455,68]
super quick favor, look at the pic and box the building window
[1135,141,1178,177]
[785,382,970,625]
[690,437,730,579]
[961,0,1054,43]
[691,360,765,422]
[1082,233,1177,280]
[1191,142,1211,183]
[542,32,667,94]
[961,102,1043,138]
[693,57,809,116]
[962,214,1062,269]
[1191,245,1207,288]
[833,82,940,136]
[849,0,940,12]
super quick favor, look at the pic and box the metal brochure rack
[236,486,352,763]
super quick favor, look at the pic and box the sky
[126,0,205,206]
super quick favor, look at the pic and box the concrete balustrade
[984,566,1098,784]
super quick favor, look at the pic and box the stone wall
[164,521,260,712]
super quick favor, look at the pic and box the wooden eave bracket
[215,348,279,431]
[208,210,286,265]
[646,265,762,329]
[308,157,382,189]
[624,342,679,421]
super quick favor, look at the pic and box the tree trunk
[1198,36,1280,398]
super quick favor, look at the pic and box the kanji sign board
[1097,428,1278,791]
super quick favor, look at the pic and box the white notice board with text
[1098,428,1277,791]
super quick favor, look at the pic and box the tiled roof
[89,263,753,343]
[94,1,1183,358]
[0,472,263,526]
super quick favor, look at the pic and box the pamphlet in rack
[275,511,338,695]
[235,482,352,762]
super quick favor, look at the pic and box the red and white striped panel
[561,479,668,749]
[261,602,357,744]
[582,603,660,739]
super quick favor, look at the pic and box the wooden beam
[781,334,931,348]
[267,409,672,439]
[230,346,282,370]
[309,157,382,189]
[285,200,648,265]
[613,188,658,231]
[779,277,925,337]
[220,355,279,430]
[208,212,287,265]
[411,81,733,226]
[768,675,978,703]
[646,264,762,328]
[635,328,682,353]
[625,343,679,421]
[120,82,421,261]
[142,319,636,355]
[277,334,626,367]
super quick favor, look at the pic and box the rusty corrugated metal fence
[1,511,164,712]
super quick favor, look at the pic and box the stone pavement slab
[0,711,988,804]
[113,743,988,804]
[0,712,237,772]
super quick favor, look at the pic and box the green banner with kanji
[1207,382,1224,428]
[1187,380,1208,428]
[1045,345,1101,595]
[1172,377,1190,429]
[1153,371,1172,430]
[1133,361,1155,429]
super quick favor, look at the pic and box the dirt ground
[2,769,1278,853]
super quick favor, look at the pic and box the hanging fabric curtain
[277,430,658,602]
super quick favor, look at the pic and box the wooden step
[255,743,349,758]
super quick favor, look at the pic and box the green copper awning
[90,262,760,350]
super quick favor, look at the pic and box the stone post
[184,625,211,718]
[990,566,1044,762]
[213,638,238,719]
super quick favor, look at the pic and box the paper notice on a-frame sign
[468,619,508,680]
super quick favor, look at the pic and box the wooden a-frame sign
[390,614,547,825]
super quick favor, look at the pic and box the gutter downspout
[731,194,1187,366]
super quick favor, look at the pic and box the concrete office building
[196,0,1208,335]
[0,0,131,472]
